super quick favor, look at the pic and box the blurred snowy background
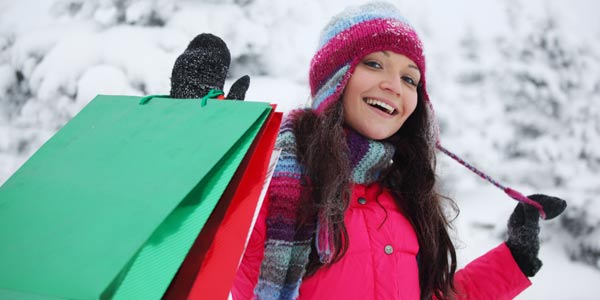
[0,0,599,298]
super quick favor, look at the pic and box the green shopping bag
[0,95,272,300]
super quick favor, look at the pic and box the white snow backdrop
[1,0,599,299]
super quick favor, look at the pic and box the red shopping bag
[163,108,282,300]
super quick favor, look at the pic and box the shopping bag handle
[139,90,225,106]
[139,94,170,105]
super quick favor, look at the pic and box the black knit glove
[170,33,250,100]
[506,194,567,277]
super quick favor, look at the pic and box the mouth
[363,98,398,115]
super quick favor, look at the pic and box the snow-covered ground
[1,0,599,298]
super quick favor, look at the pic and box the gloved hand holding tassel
[505,194,567,277]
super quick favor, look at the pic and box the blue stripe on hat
[318,3,409,47]
[311,65,350,110]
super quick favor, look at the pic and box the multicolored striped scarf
[254,113,395,299]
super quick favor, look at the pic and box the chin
[357,127,396,140]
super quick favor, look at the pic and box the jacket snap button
[358,197,367,205]
[384,245,394,255]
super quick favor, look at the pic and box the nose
[379,74,403,96]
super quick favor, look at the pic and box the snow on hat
[308,2,551,219]
[309,2,429,115]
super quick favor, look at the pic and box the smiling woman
[229,2,568,300]
[342,51,420,140]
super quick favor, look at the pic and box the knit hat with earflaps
[308,1,550,218]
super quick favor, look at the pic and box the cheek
[405,94,419,116]
[342,94,352,118]
[342,95,357,127]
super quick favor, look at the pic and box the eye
[363,60,383,69]
[402,76,419,87]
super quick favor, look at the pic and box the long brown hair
[292,92,458,300]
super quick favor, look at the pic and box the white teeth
[364,98,395,114]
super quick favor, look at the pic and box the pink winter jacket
[232,183,531,300]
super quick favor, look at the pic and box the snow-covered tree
[453,4,600,270]
[494,15,600,186]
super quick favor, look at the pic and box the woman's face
[342,51,420,140]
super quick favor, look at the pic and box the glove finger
[522,203,541,228]
[527,194,567,220]
[508,203,526,228]
[226,75,250,100]
[508,202,540,230]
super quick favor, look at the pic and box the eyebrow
[408,65,420,72]
[380,51,421,73]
